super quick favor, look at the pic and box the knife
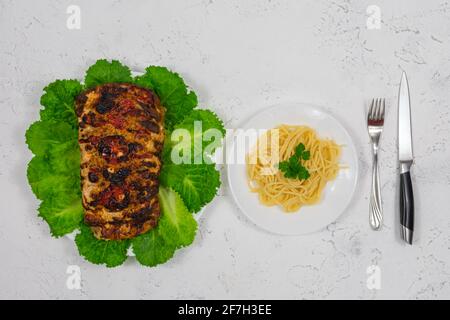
[398,71,414,245]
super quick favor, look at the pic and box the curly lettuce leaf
[134,66,197,130]
[84,59,132,89]
[178,109,225,135]
[27,156,54,199]
[27,156,79,200]
[75,223,130,268]
[48,140,80,174]
[40,80,83,124]
[28,79,82,237]
[165,109,225,164]
[28,145,82,236]
[132,187,197,267]
[160,164,220,213]
[25,121,77,156]
[39,195,83,237]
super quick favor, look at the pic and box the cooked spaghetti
[246,125,341,212]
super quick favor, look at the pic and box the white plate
[227,103,358,235]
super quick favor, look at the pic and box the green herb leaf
[297,166,310,180]
[84,59,132,88]
[289,155,300,168]
[160,163,220,213]
[134,66,198,130]
[278,143,311,181]
[294,143,305,157]
[285,168,298,179]
[132,187,197,267]
[302,150,310,161]
[75,223,130,268]
[278,161,289,172]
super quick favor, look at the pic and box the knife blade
[398,71,414,245]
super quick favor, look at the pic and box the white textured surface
[1,0,450,299]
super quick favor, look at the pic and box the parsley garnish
[278,143,311,180]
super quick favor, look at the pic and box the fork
[367,98,385,230]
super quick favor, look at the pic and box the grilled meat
[75,83,165,240]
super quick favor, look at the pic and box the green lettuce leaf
[27,80,82,235]
[40,80,83,124]
[75,223,130,268]
[84,59,132,89]
[27,156,79,200]
[134,66,197,130]
[25,120,77,156]
[48,140,80,174]
[39,196,83,237]
[132,187,197,267]
[160,164,220,213]
[165,109,225,164]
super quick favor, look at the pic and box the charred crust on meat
[92,184,130,211]
[127,142,142,153]
[142,160,157,168]
[140,120,160,133]
[130,206,155,224]
[97,135,129,162]
[139,102,161,121]
[76,83,165,240]
[88,172,99,183]
[108,168,131,185]
[96,93,116,114]
[75,94,88,117]
[153,140,163,151]
[137,186,159,203]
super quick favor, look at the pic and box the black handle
[400,171,414,244]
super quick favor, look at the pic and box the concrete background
[1,0,449,299]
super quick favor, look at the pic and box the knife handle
[400,168,414,244]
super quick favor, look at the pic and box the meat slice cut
[75,83,165,240]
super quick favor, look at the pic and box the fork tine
[375,98,380,120]
[379,99,382,120]
[367,98,386,122]
[378,98,382,120]
[368,99,375,120]
[372,99,377,120]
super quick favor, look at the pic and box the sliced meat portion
[76,83,165,240]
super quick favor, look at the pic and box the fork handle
[369,152,383,229]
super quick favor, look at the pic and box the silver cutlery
[398,72,414,244]
[367,98,385,230]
